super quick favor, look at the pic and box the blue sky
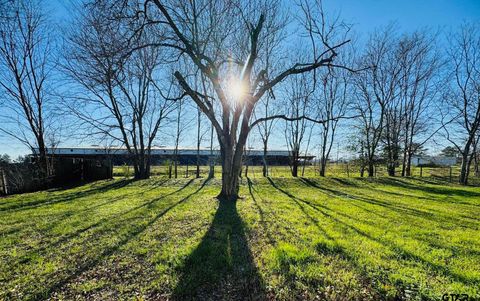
[323,0,480,33]
[1,0,479,158]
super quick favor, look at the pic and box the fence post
[420,166,423,177]
[346,163,350,178]
[449,166,452,183]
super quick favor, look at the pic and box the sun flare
[229,78,246,100]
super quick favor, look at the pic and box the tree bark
[387,163,395,177]
[459,141,472,185]
[405,153,412,177]
[290,149,299,177]
[196,109,201,178]
[459,153,469,185]
[319,159,327,177]
[218,143,242,201]
[368,162,375,177]
[262,139,268,177]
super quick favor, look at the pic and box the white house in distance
[410,155,457,167]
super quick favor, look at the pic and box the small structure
[410,155,456,167]
[0,157,112,196]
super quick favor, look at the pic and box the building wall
[411,156,456,167]
[37,148,314,166]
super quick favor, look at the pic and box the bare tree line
[0,0,480,198]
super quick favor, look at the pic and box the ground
[0,177,479,300]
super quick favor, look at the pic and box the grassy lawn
[0,177,479,300]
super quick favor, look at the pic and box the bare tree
[284,74,312,177]
[353,26,404,177]
[0,0,54,177]
[255,93,278,177]
[172,97,189,178]
[443,23,480,185]
[63,1,174,179]
[397,31,440,176]
[315,66,350,176]
[137,0,351,200]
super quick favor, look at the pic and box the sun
[229,78,247,100]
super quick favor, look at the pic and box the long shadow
[0,179,181,237]
[298,178,479,229]
[247,178,277,245]
[268,178,479,287]
[172,198,266,300]
[265,178,384,298]
[0,179,135,212]
[373,177,480,197]
[330,177,360,187]
[27,179,209,300]
[3,179,197,269]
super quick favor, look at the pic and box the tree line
[0,0,479,200]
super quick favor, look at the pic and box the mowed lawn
[0,177,479,300]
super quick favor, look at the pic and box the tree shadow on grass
[264,178,382,299]
[298,177,480,229]
[372,177,480,197]
[0,178,136,212]
[29,179,210,300]
[268,178,479,289]
[247,178,277,245]
[172,197,266,301]
[3,179,197,266]
[299,178,478,229]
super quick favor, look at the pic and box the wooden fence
[0,157,112,196]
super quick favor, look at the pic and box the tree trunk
[174,159,178,178]
[474,152,479,177]
[196,109,201,178]
[368,162,374,177]
[387,163,395,177]
[262,140,268,177]
[291,150,299,178]
[319,159,326,177]
[133,153,150,180]
[405,153,412,177]
[244,159,249,178]
[262,157,268,177]
[218,143,241,201]
[36,141,49,180]
[207,125,215,179]
[459,154,469,185]
[219,165,240,201]
[401,148,407,177]
[292,164,298,177]
[459,143,471,185]
[290,149,299,177]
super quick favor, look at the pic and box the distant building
[410,155,456,167]
[33,147,315,166]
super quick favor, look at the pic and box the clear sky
[1,0,479,158]
[323,0,480,33]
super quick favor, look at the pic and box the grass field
[0,176,479,300]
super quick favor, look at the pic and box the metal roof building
[35,147,315,166]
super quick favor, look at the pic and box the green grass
[113,164,477,184]
[0,176,479,300]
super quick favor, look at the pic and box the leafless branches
[0,0,54,175]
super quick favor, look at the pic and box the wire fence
[113,163,480,185]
